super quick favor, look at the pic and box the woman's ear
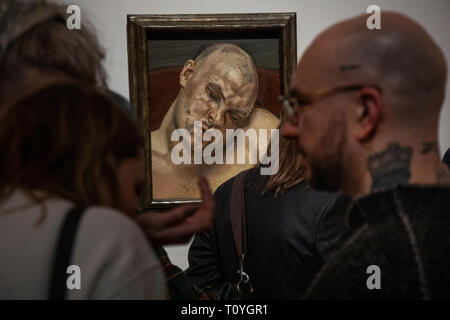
[180,59,196,88]
[355,87,383,141]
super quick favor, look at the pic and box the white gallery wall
[55,0,450,270]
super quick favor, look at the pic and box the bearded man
[281,12,450,299]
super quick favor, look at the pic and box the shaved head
[297,12,447,123]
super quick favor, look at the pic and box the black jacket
[186,168,352,299]
[305,185,450,299]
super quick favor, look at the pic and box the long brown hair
[0,81,143,213]
[261,129,305,197]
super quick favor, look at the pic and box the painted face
[175,50,258,146]
[116,150,145,216]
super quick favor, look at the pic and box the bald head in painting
[151,43,279,199]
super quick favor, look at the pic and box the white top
[0,190,165,300]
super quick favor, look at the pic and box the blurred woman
[186,135,352,299]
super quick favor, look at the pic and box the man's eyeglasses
[279,84,383,124]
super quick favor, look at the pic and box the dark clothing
[186,168,352,299]
[443,148,450,169]
[305,185,450,299]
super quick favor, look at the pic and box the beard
[307,153,345,192]
[304,117,347,192]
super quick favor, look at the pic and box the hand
[135,176,215,245]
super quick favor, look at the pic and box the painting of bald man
[151,42,280,200]
[127,13,297,206]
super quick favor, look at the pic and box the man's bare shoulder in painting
[151,43,279,199]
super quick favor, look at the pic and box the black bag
[48,206,86,300]
[215,170,253,300]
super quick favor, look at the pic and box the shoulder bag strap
[230,170,248,268]
[49,206,86,300]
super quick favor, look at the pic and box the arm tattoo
[421,141,439,155]
[367,143,413,191]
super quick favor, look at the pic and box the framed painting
[127,13,297,209]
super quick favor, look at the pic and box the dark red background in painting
[148,67,281,131]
